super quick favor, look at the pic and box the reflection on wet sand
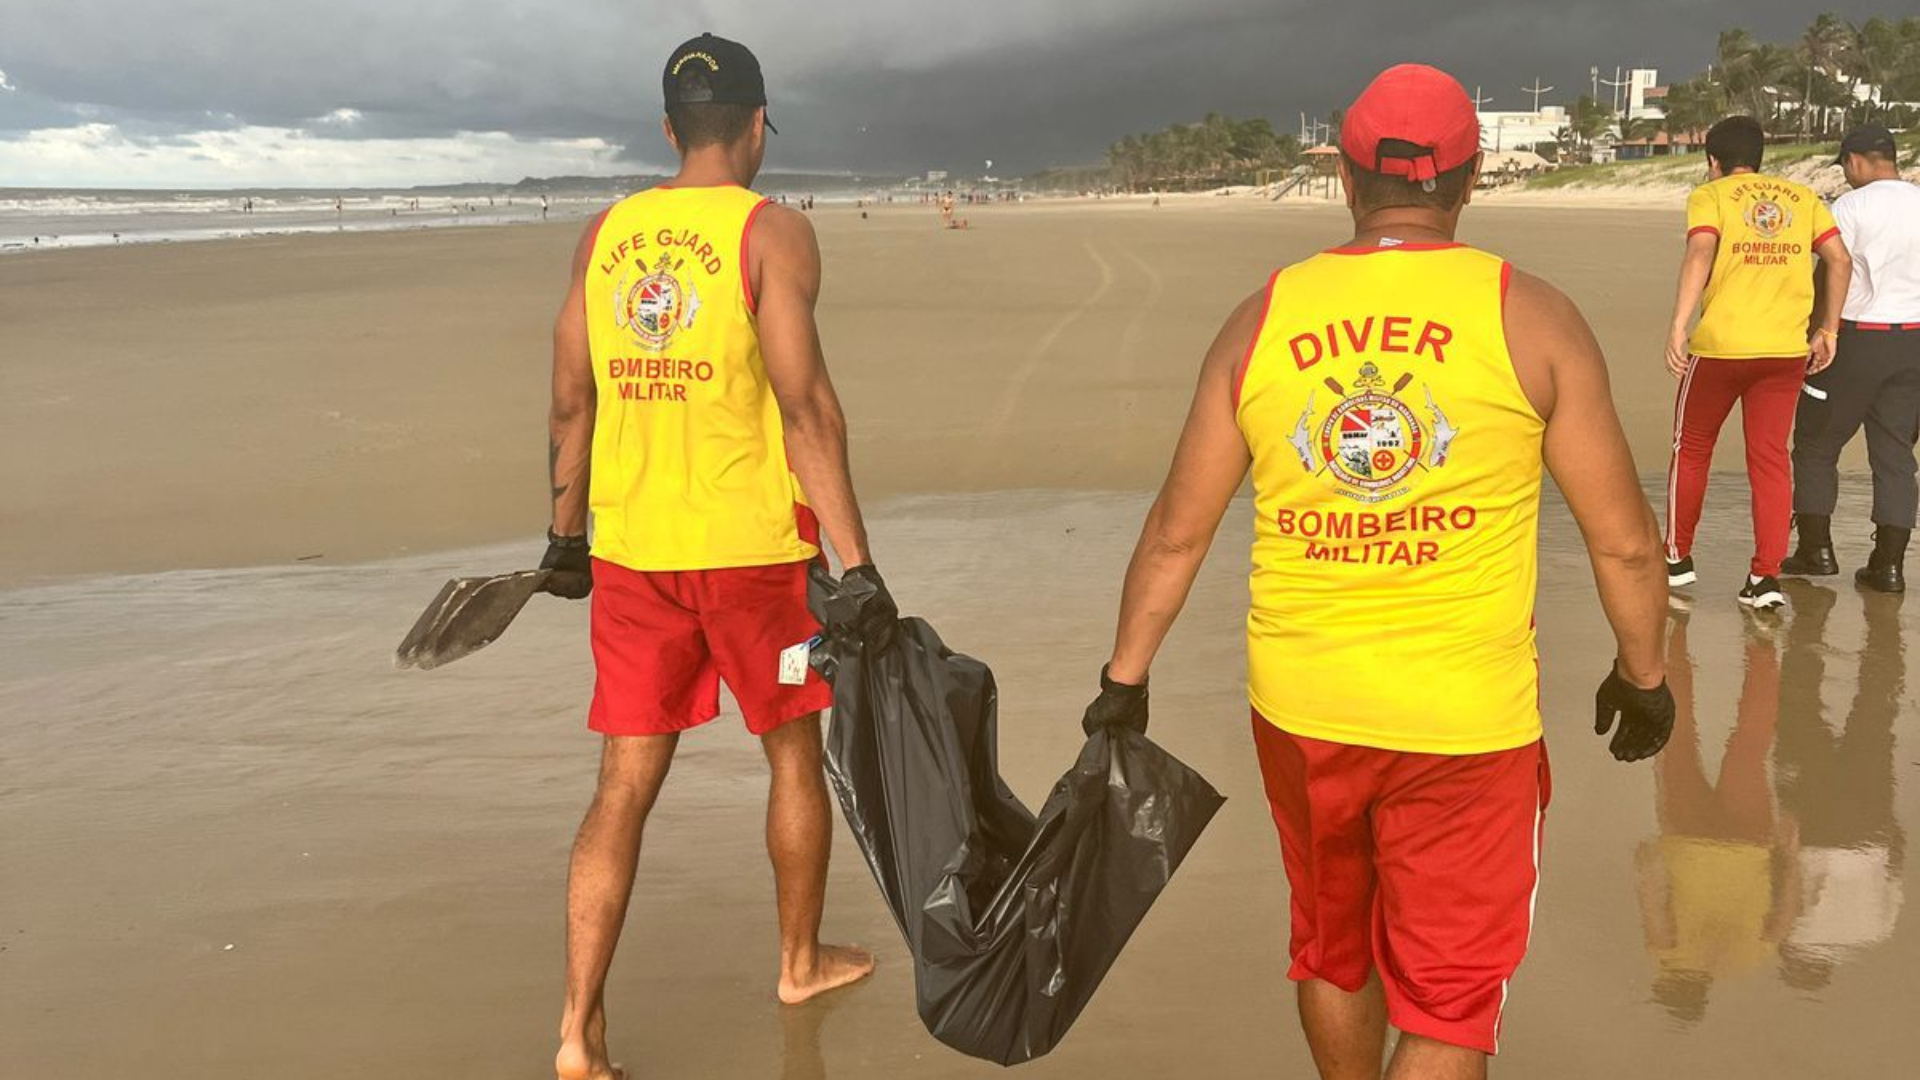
[1639,612,1794,1021]
[1774,584,1906,991]
[1640,587,1905,1021]
[4,485,1914,1077]
[781,996,831,1080]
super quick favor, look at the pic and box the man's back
[1687,173,1838,359]
[1234,242,1545,754]
[583,184,818,573]
[1833,179,1920,323]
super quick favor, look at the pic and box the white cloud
[0,68,16,92]
[0,122,639,188]
[316,107,363,126]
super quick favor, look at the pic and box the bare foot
[777,944,876,1005]
[555,1042,625,1080]
[555,1011,625,1080]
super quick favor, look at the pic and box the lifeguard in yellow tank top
[583,184,819,572]
[1235,242,1546,754]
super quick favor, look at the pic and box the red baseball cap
[1340,64,1482,183]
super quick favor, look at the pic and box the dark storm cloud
[0,0,1893,177]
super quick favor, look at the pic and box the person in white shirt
[1785,125,1920,593]
[1773,587,1904,993]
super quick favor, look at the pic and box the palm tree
[1716,29,1792,121]
[1623,116,1663,147]
[1661,77,1725,147]
[1571,95,1616,153]
[1851,18,1901,120]
[1798,13,1852,139]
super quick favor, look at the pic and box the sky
[0,0,1893,189]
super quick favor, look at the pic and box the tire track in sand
[964,240,1118,485]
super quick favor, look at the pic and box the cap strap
[1378,154,1440,183]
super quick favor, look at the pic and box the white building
[1477,106,1571,153]
[1626,69,1664,121]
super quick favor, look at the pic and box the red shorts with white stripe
[1251,713,1550,1054]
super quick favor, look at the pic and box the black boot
[1781,514,1839,576]
[1855,527,1909,594]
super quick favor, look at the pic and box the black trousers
[1791,323,1920,529]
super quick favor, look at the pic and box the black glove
[841,564,899,651]
[538,531,593,599]
[1081,665,1149,737]
[1594,666,1675,763]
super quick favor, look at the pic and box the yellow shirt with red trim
[1234,242,1545,755]
[584,185,819,572]
[1686,173,1839,359]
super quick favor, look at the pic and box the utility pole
[1470,87,1495,151]
[1601,66,1632,116]
[1590,66,1600,102]
[1522,79,1555,113]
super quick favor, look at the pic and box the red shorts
[1251,713,1550,1054]
[587,558,832,737]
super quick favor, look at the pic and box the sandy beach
[1,197,1871,587]
[2,200,1911,1079]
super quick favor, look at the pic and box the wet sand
[0,197,1869,587]
[2,201,1910,1078]
[3,479,1915,1079]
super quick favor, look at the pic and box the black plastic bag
[809,568,1226,1066]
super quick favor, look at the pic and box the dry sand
[1,201,1911,1079]
[0,198,1867,586]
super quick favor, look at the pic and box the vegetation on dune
[1529,128,1919,192]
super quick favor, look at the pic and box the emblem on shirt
[1744,198,1792,240]
[1288,363,1459,503]
[614,253,703,350]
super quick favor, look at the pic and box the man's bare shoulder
[570,207,612,274]
[1503,266,1586,331]
[1207,281,1275,376]
[751,201,816,254]
[1502,266,1605,420]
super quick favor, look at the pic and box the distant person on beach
[1661,115,1852,611]
[540,32,888,1080]
[1783,124,1920,593]
[1083,64,1672,1079]
[542,194,551,220]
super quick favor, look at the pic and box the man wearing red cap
[1082,65,1672,1078]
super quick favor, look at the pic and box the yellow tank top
[584,185,819,572]
[1235,243,1545,754]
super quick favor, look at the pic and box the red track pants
[1664,355,1806,578]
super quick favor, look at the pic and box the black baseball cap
[1835,124,1895,164]
[663,33,776,133]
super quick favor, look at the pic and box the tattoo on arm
[549,439,568,503]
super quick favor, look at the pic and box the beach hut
[1302,145,1343,198]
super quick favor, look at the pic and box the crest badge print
[1294,362,1459,503]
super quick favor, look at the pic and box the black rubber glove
[1081,665,1149,737]
[1594,666,1675,763]
[538,531,593,599]
[841,564,900,651]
